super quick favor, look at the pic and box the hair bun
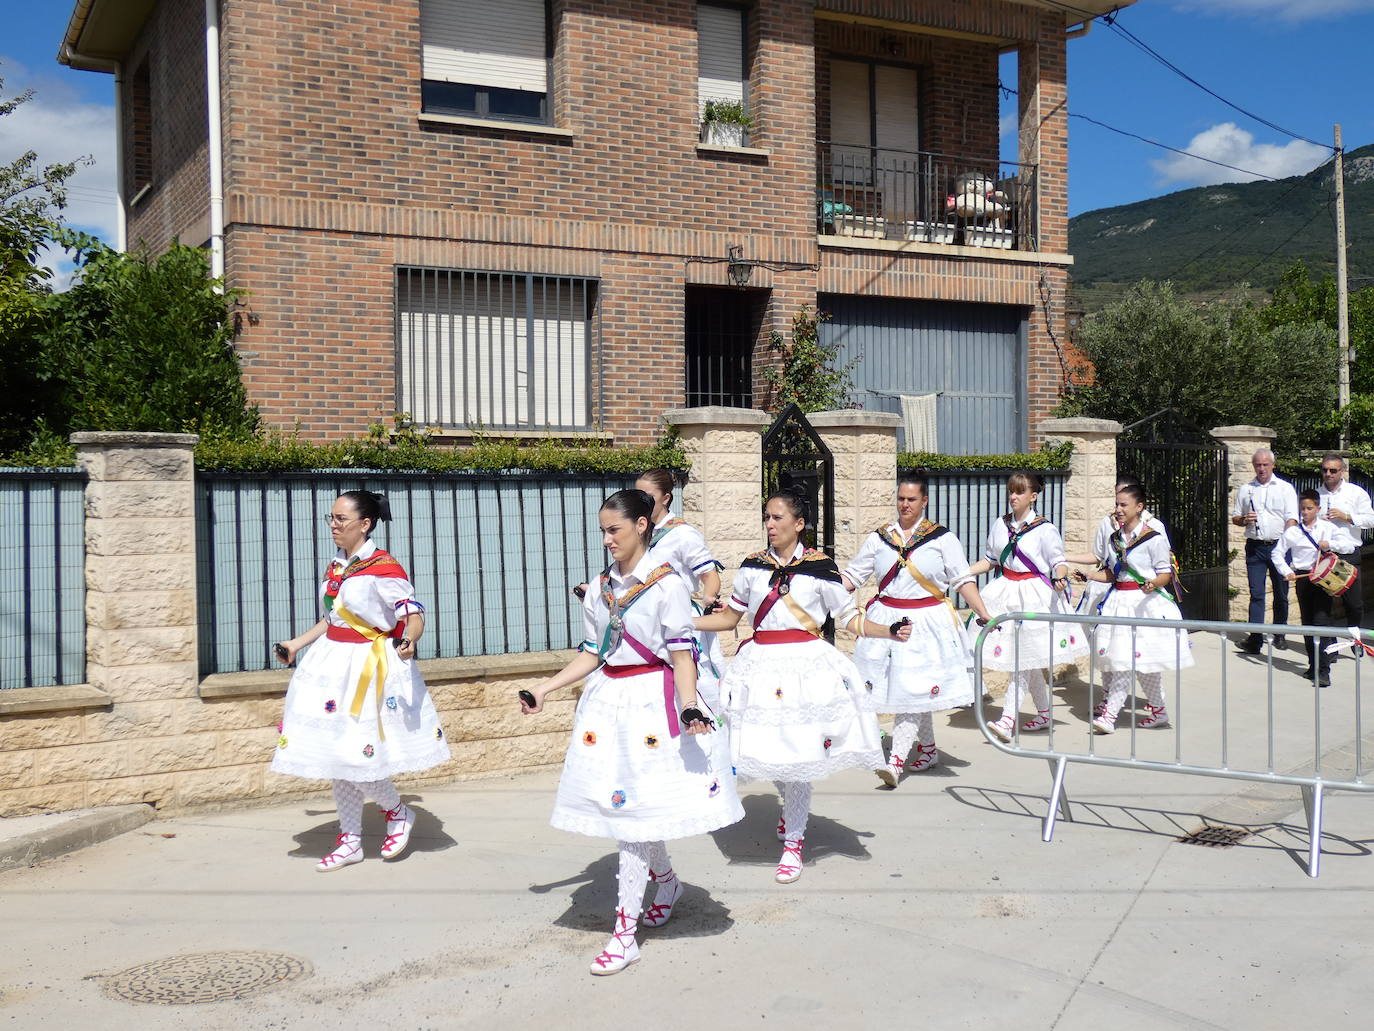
[372,492,392,522]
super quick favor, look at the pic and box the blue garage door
[819,296,1027,455]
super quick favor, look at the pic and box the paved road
[2,632,1372,1030]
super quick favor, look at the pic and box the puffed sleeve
[1150,535,1174,574]
[577,586,601,654]
[1042,523,1068,569]
[818,577,859,626]
[674,525,720,587]
[1092,517,1113,564]
[842,531,880,588]
[941,532,972,583]
[984,521,1001,565]
[728,566,755,613]
[658,574,696,653]
[372,574,426,623]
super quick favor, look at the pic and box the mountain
[1068,142,1374,310]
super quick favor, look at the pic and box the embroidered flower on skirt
[1059,638,1068,648]
[276,720,283,733]
[277,735,288,749]
[708,779,720,797]
[775,687,784,699]
[644,735,659,748]
[994,646,1003,657]
[864,680,873,691]
[611,790,627,809]
[435,728,443,740]
[324,700,337,714]
[583,731,597,746]
[931,685,941,696]
[823,737,833,750]
[386,696,398,710]
[363,744,375,758]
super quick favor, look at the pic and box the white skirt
[694,628,727,712]
[551,667,744,842]
[854,599,975,713]
[721,637,884,782]
[271,637,450,782]
[1094,587,1196,673]
[980,575,1090,671]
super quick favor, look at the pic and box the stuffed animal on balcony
[946,174,1009,228]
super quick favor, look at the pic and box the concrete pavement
[2,631,1373,1030]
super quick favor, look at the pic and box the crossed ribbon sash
[871,523,961,631]
[597,563,681,735]
[333,599,393,742]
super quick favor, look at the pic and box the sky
[3,0,1374,266]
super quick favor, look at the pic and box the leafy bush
[898,441,1074,471]
[701,100,753,128]
[764,305,855,414]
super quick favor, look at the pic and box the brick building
[60,0,1129,451]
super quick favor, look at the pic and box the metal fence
[195,470,664,675]
[904,468,1068,568]
[817,142,1038,251]
[0,468,86,690]
[972,611,1374,878]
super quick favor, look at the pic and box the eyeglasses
[325,515,355,526]
[1322,467,1344,475]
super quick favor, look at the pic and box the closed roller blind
[874,65,919,154]
[698,3,745,113]
[830,59,871,183]
[421,0,548,93]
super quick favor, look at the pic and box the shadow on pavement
[946,784,1374,873]
[527,852,734,939]
[288,797,458,861]
[708,790,874,866]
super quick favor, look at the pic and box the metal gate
[1115,408,1228,621]
[761,403,835,557]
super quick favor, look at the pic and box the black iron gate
[762,403,835,558]
[1116,408,1229,621]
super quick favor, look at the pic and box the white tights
[889,712,935,762]
[1102,671,1165,722]
[773,780,813,841]
[615,839,672,919]
[1000,669,1050,722]
[330,778,402,835]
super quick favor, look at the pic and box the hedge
[897,441,1074,471]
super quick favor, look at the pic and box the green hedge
[898,441,1073,471]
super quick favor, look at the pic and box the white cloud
[1,56,118,284]
[1177,0,1374,21]
[999,112,1017,139]
[1151,122,1329,187]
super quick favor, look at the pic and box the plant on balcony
[701,100,753,147]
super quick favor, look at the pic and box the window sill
[417,112,576,138]
[0,684,111,717]
[696,142,770,159]
[817,235,1075,266]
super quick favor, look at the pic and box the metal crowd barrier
[973,611,1374,878]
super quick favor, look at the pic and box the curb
[0,805,155,873]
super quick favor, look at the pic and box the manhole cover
[92,950,312,1005]
[1176,825,1253,848]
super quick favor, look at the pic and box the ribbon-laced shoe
[775,839,804,884]
[380,803,415,860]
[315,832,363,872]
[589,908,640,976]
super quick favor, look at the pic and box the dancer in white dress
[520,489,742,976]
[1075,483,1194,733]
[271,490,449,871]
[695,489,901,884]
[636,469,728,709]
[843,471,993,784]
[1065,474,1166,617]
[965,472,1088,743]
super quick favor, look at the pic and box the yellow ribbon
[334,600,389,742]
[884,528,962,631]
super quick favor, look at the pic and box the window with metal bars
[396,268,597,430]
[684,286,760,408]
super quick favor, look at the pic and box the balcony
[816,142,1039,253]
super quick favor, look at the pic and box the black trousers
[1294,576,1335,672]
[1334,551,1364,629]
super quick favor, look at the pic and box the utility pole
[1335,124,1351,449]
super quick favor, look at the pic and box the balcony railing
[817,142,1038,252]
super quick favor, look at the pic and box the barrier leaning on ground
[973,611,1374,878]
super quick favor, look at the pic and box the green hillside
[1068,143,1374,310]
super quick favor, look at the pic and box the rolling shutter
[698,3,745,113]
[421,0,548,93]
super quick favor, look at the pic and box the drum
[1309,551,1358,597]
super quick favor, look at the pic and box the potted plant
[701,99,753,147]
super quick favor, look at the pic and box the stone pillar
[808,410,901,570]
[1038,418,1122,558]
[74,431,201,723]
[662,407,770,601]
[1212,426,1276,621]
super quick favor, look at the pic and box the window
[697,2,747,117]
[420,0,550,123]
[685,286,760,408]
[397,269,596,430]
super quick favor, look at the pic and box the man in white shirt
[1316,452,1372,631]
[1230,448,1299,653]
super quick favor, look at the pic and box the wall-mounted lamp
[726,245,753,288]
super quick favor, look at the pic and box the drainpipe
[204,0,225,284]
[113,63,127,252]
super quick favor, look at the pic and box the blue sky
[3,0,1373,253]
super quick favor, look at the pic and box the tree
[1057,281,1336,451]
[1261,260,1374,394]
[764,305,855,413]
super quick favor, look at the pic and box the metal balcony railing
[816,142,1039,251]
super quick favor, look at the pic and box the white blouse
[1272,518,1358,577]
[844,522,971,599]
[728,543,858,631]
[321,539,424,633]
[578,553,695,665]
[646,517,719,592]
[983,511,1068,578]
[1103,522,1174,581]
[1092,512,1166,565]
